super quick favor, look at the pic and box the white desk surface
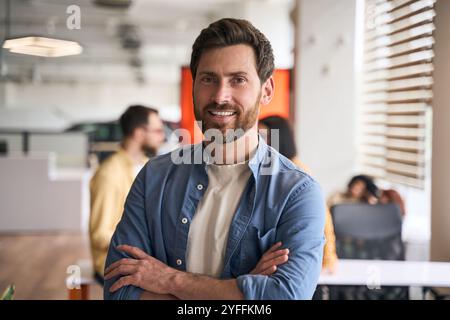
[318,259,450,287]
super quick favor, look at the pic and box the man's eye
[201,76,213,83]
[232,77,246,85]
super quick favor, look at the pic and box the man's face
[193,44,270,141]
[140,113,165,155]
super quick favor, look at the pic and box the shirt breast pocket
[235,225,277,276]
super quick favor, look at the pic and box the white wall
[3,80,182,129]
[431,0,450,262]
[238,0,294,69]
[294,0,357,197]
[0,154,86,232]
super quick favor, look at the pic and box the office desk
[318,259,450,287]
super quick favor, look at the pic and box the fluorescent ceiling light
[3,36,83,57]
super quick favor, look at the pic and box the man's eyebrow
[197,71,249,76]
[227,71,249,77]
[197,71,216,76]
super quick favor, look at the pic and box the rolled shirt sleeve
[236,180,326,300]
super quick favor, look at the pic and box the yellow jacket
[89,148,143,276]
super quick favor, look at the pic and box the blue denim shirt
[104,138,325,300]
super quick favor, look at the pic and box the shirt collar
[248,136,270,181]
[191,135,270,181]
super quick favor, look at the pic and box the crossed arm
[104,242,289,300]
[104,165,325,300]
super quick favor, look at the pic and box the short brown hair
[119,105,158,138]
[190,18,274,84]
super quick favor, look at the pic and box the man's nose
[211,81,231,105]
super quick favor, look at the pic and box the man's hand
[250,242,289,275]
[104,245,178,294]
[105,241,289,297]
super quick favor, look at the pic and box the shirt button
[176,259,182,266]
[197,184,204,190]
[181,217,188,224]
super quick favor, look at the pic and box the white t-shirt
[134,163,145,177]
[186,161,252,277]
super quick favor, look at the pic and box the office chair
[332,203,405,261]
[319,203,408,300]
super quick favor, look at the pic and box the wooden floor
[0,233,103,300]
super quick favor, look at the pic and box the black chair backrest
[331,203,405,261]
[331,203,403,240]
[323,203,408,300]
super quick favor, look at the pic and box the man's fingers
[264,242,282,256]
[259,254,289,271]
[250,252,289,275]
[109,275,135,293]
[104,258,138,275]
[104,264,138,280]
[250,243,289,276]
[117,245,149,260]
[260,249,289,264]
[259,265,277,276]
[249,267,258,275]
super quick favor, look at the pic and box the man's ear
[133,127,145,142]
[260,76,275,106]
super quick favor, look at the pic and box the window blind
[357,0,436,188]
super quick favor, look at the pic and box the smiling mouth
[208,110,237,117]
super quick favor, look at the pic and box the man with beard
[103,18,325,300]
[89,105,165,284]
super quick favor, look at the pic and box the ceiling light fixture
[3,36,83,58]
[1,0,83,58]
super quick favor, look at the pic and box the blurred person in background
[328,174,380,206]
[379,189,406,216]
[89,105,165,285]
[259,115,338,273]
[328,174,406,216]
